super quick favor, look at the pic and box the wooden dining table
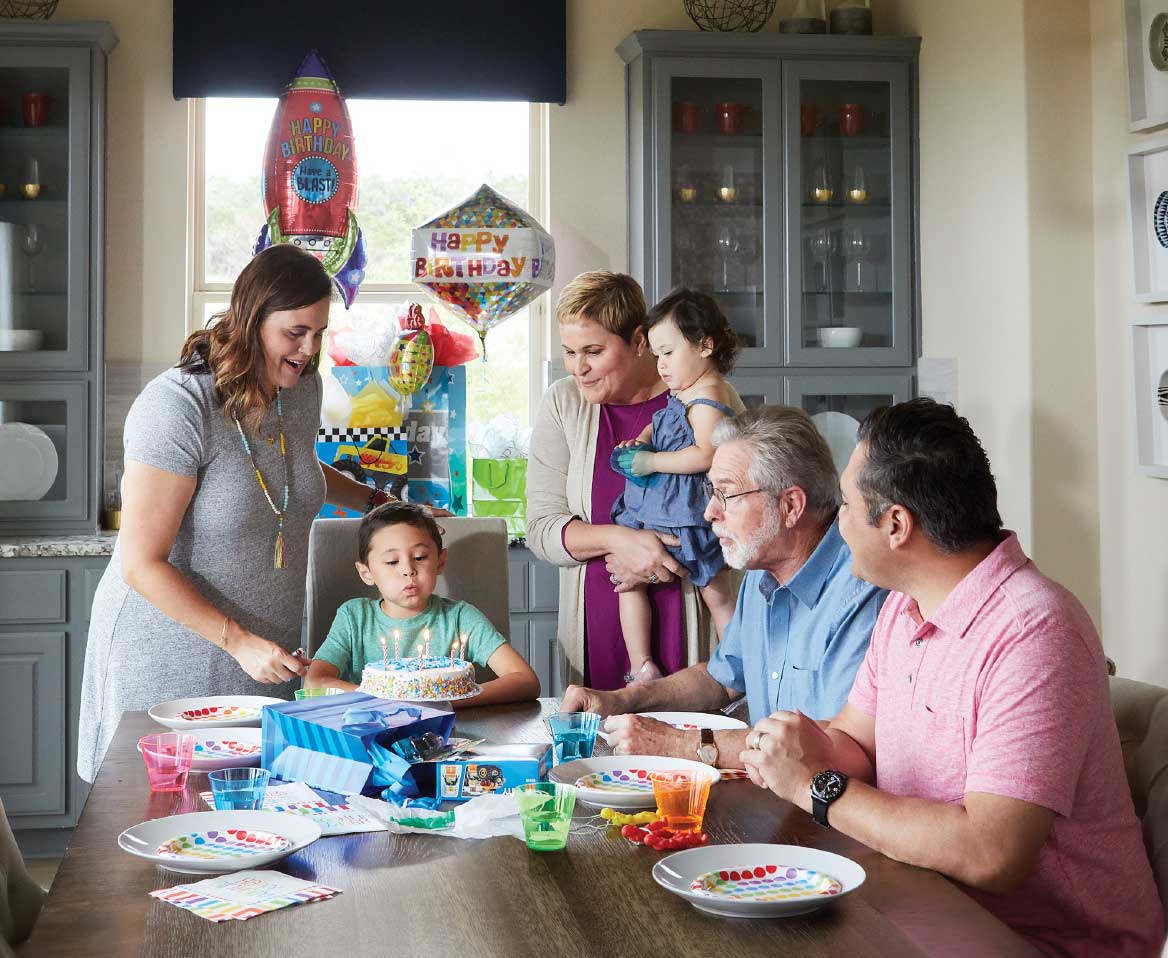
[24,699,1039,957]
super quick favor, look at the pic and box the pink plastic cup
[138,733,196,792]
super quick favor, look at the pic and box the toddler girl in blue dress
[610,289,744,684]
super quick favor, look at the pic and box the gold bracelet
[218,615,230,649]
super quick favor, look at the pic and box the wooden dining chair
[1110,676,1168,927]
[305,516,511,671]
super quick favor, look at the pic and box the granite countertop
[0,532,118,559]
[0,533,524,559]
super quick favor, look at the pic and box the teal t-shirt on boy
[315,595,506,684]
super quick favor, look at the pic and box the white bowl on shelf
[0,329,44,351]
[816,326,862,348]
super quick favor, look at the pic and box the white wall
[57,0,188,365]
[52,0,1167,681]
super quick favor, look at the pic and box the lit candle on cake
[424,627,431,657]
[393,629,401,659]
[459,634,468,662]
[378,634,388,671]
[417,642,423,669]
[450,639,458,667]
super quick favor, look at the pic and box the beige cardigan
[526,376,720,688]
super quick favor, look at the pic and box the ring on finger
[610,573,621,585]
[648,573,660,584]
[748,730,762,749]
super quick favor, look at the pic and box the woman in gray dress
[78,245,396,781]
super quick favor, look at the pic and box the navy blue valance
[173,0,566,103]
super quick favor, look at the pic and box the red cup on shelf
[21,93,50,128]
[839,102,864,137]
[800,102,818,136]
[715,101,745,135]
[673,100,701,134]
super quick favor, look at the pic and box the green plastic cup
[516,782,577,851]
[295,687,344,700]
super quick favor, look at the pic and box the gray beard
[713,504,783,570]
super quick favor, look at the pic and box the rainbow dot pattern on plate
[178,705,261,722]
[690,864,843,901]
[574,769,655,793]
[155,829,290,861]
[193,739,262,757]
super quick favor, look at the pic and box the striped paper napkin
[150,870,340,922]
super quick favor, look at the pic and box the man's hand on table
[602,714,697,759]
[560,684,632,717]
[740,709,834,810]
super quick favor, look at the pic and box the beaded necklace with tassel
[234,389,289,569]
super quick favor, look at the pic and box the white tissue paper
[348,792,526,842]
[467,413,532,461]
[328,311,401,369]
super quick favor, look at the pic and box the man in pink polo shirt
[741,399,1163,957]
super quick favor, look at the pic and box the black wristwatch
[810,770,848,828]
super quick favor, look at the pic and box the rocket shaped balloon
[254,51,367,308]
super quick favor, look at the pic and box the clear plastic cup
[515,782,577,851]
[208,767,271,811]
[650,768,719,833]
[547,711,600,765]
[138,733,196,792]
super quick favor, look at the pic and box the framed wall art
[1126,133,1168,301]
[1125,0,1168,131]
[1132,322,1168,477]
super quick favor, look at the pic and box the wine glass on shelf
[842,226,871,292]
[20,158,41,200]
[808,228,834,292]
[809,161,833,204]
[847,165,869,204]
[21,224,45,292]
[716,225,739,291]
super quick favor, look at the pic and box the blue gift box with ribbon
[261,692,456,799]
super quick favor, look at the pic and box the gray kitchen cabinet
[785,369,915,412]
[508,546,562,697]
[0,631,66,818]
[0,21,116,535]
[617,29,918,396]
[0,553,109,857]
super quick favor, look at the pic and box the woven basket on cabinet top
[0,0,59,17]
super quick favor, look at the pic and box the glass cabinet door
[0,381,89,522]
[652,58,782,364]
[784,60,913,366]
[786,370,914,473]
[0,46,91,372]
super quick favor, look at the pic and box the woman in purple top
[526,272,727,691]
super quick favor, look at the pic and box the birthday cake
[359,656,477,701]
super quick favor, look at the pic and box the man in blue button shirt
[562,406,886,768]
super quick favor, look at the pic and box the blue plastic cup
[208,767,271,811]
[547,711,601,765]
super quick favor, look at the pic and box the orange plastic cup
[650,768,719,833]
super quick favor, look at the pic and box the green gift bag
[471,458,528,539]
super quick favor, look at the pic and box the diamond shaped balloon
[410,184,555,358]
